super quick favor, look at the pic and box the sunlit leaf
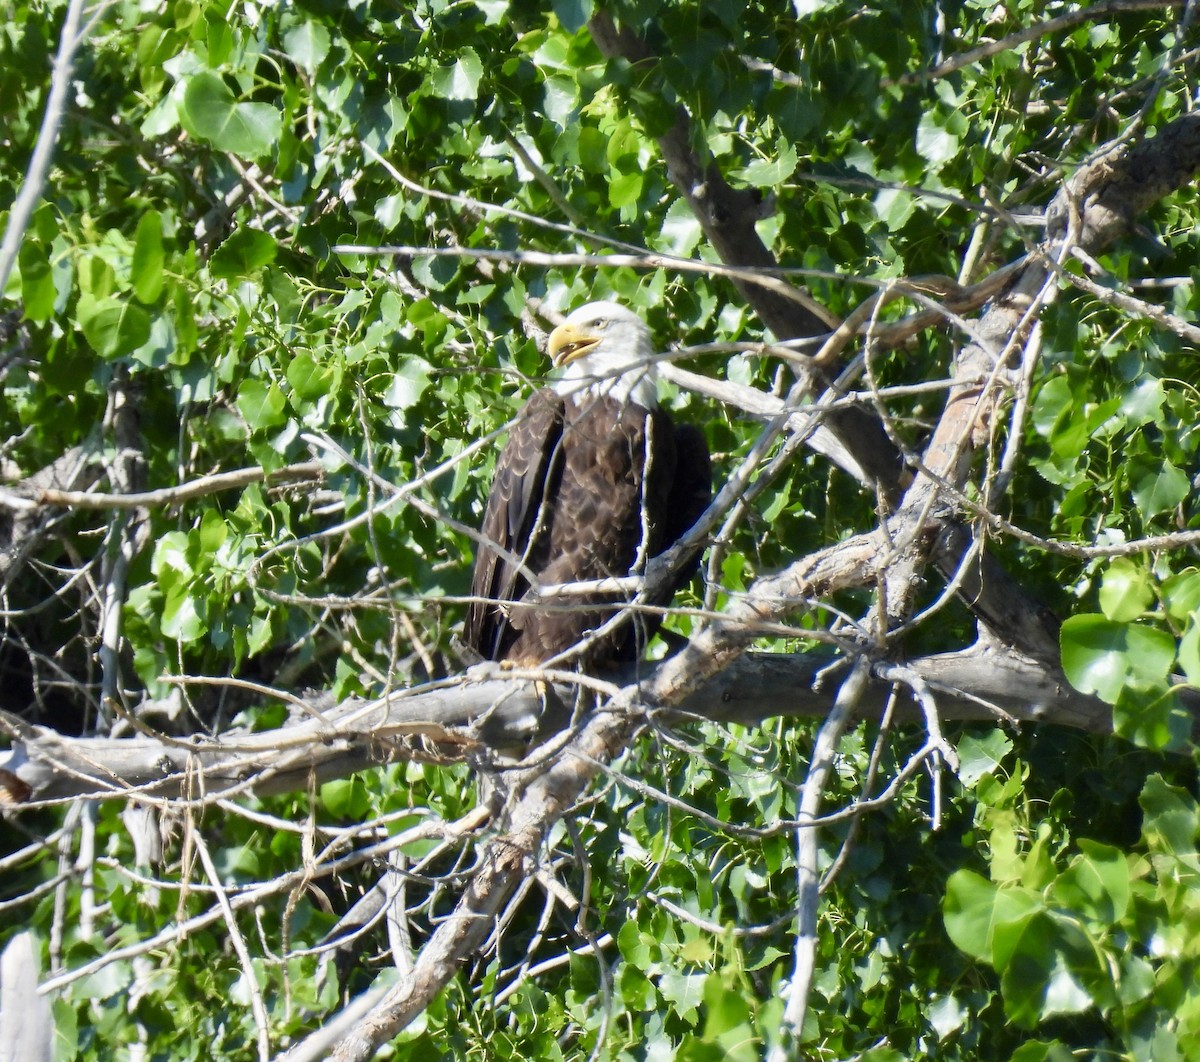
[1050,841,1130,926]
[282,20,330,74]
[1098,558,1154,623]
[211,227,277,280]
[18,241,55,322]
[1060,614,1175,703]
[237,378,288,431]
[181,71,281,157]
[79,298,151,359]
[131,211,165,304]
[943,870,1043,966]
[432,48,483,100]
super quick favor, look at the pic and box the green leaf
[287,350,340,402]
[552,0,593,32]
[476,0,509,23]
[659,971,706,1022]
[1178,619,1200,685]
[997,912,1056,1027]
[51,998,79,1060]
[181,71,282,157]
[206,14,234,67]
[18,241,55,322]
[1162,569,1200,623]
[211,228,277,280]
[655,199,704,255]
[131,211,166,304]
[542,75,579,127]
[432,48,483,100]
[151,530,194,580]
[794,0,837,14]
[384,359,433,410]
[915,111,960,167]
[237,379,288,431]
[79,297,152,359]
[991,900,1051,975]
[739,141,797,187]
[198,509,228,554]
[320,776,369,819]
[1098,558,1154,623]
[1112,682,1192,751]
[701,971,753,1038]
[1139,774,1199,858]
[1060,614,1175,703]
[609,170,644,209]
[1049,840,1130,926]
[161,584,207,640]
[1120,377,1165,426]
[955,730,1013,788]
[1009,1040,1076,1062]
[1131,461,1189,517]
[943,870,1043,966]
[617,919,656,971]
[410,255,456,292]
[1037,951,1093,1019]
[282,20,330,74]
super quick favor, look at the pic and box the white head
[547,301,659,408]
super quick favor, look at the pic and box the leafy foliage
[2,1,1200,1059]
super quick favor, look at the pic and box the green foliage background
[3,0,1200,1058]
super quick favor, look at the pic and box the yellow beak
[547,322,601,366]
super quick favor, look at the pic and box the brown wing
[633,412,711,651]
[468,394,711,668]
[464,388,565,661]
[660,420,711,580]
[502,394,655,665]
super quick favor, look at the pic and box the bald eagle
[465,301,711,669]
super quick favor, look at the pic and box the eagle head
[548,302,653,368]
[547,302,658,406]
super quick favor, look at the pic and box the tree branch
[0,633,1126,808]
[586,10,906,495]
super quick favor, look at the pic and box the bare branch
[774,657,871,1057]
[1,461,325,513]
[890,0,1187,88]
[0,635,1126,808]
[320,709,636,1061]
[0,0,91,296]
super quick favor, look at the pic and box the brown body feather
[465,387,710,668]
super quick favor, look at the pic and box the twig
[0,0,90,294]
[317,709,637,1061]
[492,933,614,1006]
[503,131,587,227]
[192,829,272,1062]
[1060,253,1200,344]
[889,0,1185,88]
[333,242,846,318]
[38,808,490,996]
[819,685,900,893]
[9,461,323,512]
[771,657,871,1060]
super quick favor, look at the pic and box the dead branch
[11,461,324,512]
[0,633,1122,807]
[321,708,636,1060]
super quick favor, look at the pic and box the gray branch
[0,642,1120,806]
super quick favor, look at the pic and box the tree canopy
[2,1,1200,1059]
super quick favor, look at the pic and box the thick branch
[0,636,1122,807]
[587,11,905,494]
[888,111,1200,641]
[323,708,635,1060]
[587,13,832,340]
